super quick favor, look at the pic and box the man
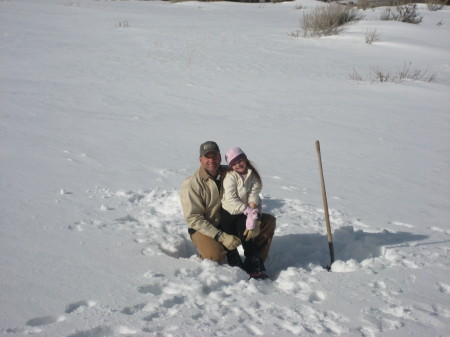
[180,141,276,278]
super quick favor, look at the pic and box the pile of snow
[1,0,449,336]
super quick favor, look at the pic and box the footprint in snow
[121,303,147,315]
[431,304,450,318]
[309,290,326,303]
[359,326,378,337]
[26,315,65,327]
[67,325,136,337]
[437,282,450,294]
[137,283,164,296]
[65,300,96,314]
[362,307,404,333]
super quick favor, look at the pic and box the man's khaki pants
[190,213,276,263]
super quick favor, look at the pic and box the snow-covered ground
[1,0,450,336]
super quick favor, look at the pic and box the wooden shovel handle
[315,140,335,265]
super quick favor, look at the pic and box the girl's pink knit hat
[225,147,247,166]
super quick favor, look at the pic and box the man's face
[199,151,221,176]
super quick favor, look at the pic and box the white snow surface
[1,0,450,336]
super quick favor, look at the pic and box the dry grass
[357,0,372,10]
[295,4,364,38]
[426,0,447,10]
[116,19,129,28]
[365,28,381,44]
[380,4,423,23]
[350,63,437,83]
[354,0,448,7]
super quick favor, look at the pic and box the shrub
[380,4,423,24]
[365,28,381,44]
[116,19,129,28]
[350,63,437,83]
[396,62,436,82]
[299,4,364,37]
[357,0,371,10]
[349,68,363,81]
[426,0,446,11]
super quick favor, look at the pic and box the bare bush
[385,0,413,6]
[357,0,371,10]
[380,4,423,24]
[116,19,129,28]
[289,29,302,38]
[426,0,446,11]
[350,63,437,83]
[371,67,392,82]
[365,28,381,44]
[349,68,363,81]
[397,62,436,82]
[299,4,364,37]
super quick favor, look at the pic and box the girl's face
[231,158,247,175]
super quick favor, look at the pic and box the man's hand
[218,232,241,250]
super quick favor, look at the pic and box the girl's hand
[249,202,257,209]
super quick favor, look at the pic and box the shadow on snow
[268,226,428,275]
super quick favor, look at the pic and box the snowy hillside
[1,0,449,336]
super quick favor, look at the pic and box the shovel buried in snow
[315,140,335,271]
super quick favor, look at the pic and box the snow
[1,0,449,336]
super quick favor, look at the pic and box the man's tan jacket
[180,165,228,239]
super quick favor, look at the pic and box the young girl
[220,147,267,279]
